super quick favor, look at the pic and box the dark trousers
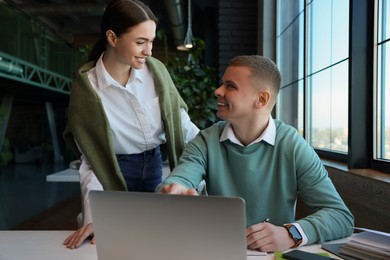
[116,146,162,192]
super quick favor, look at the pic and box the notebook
[89,190,247,260]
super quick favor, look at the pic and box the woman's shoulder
[146,56,166,69]
[77,61,96,75]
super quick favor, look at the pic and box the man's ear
[106,30,117,47]
[255,91,271,108]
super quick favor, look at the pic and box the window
[307,0,349,153]
[276,1,304,135]
[276,0,390,172]
[376,0,390,160]
[276,0,349,153]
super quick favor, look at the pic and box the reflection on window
[278,81,304,135]
[276,0,304,135]
[309,62,349,152]
[277,0,349,153]
[307,0,349,153]
[377,0,390,160]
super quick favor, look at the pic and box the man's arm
[156,133,208,193]
[293,135,354,244]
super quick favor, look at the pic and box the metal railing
[0,50,71,94]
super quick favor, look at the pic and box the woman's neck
[102,52,131,86]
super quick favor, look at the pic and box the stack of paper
[338,228,390,260]
[246,249,267,256]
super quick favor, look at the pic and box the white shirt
[219,115,276,146]
[79,54,199,225]
[219,116,308,246]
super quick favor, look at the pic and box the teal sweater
[63,57,188,191]
[158,120,354,244]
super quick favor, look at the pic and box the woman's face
[108,19,156,70]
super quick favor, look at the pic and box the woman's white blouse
[79,54,199,225]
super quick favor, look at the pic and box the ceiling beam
[9,3,105,16]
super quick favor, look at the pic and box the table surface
[0,231,96,260]
[46,165,172,182]
[46,168,79,182]
[0,230,347,260]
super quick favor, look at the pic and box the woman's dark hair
[88,0,158,62]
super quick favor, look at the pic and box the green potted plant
[163,37,218,129]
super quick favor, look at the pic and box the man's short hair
[228,55,281,97]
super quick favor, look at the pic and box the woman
[63,0,199,249]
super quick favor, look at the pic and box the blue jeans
[116,146,162,192]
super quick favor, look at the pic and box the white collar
[95,53,143,90]
[219,115,276,147]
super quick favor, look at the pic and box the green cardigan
[63,57,188,191]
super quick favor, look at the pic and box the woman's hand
[63,223,95,249]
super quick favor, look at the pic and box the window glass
[377,0,390,160]
[277,80,304,135]
[277,14,304,87]
[309,69,331,150]
[331,0,350,63]
[276,0,304,135]
[307,0,349,153]
[384,42,390,159]
[276,0,349,153]
[308,0,332,73]
[385,44,390,160]
[378,0,390,42]
[277,0,390,169]
[277,1,304,33]
[308,0,349,74]
[309,62,348,152]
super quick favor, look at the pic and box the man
[156,55,354,252]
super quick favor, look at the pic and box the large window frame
[373,0,390,171]
[275,0,390,173]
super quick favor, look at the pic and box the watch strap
[284,224,303,248]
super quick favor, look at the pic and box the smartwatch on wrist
[283,224,303,248]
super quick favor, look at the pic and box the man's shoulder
[200,121,227,134]
[194,121,227,143]
[274,119,300,135]
[273,119,307,147]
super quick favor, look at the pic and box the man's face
[214,66,260,124]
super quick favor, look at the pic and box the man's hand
[160,182,198,195]
[63,223,95,249]
[246,222,294,252]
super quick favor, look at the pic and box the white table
[0,231,346,260]
[0,231,96,260]
[46,164,172,182]
[46,168,79,182]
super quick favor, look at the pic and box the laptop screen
[90,190,247,260]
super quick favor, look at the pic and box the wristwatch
[284,224,303,248]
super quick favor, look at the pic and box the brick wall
[218,0,258,76]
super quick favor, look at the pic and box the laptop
[89,190,247,260]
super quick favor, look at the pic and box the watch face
[289,225,302,240]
